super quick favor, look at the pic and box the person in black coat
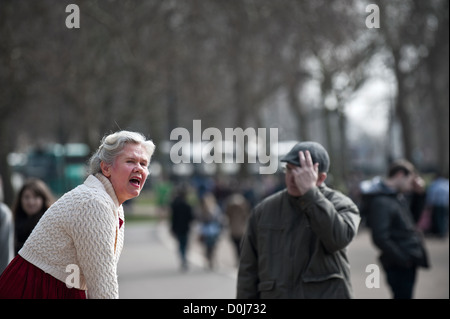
[366,159,429,299]
[13,178,55,254]
[170,185,194,271]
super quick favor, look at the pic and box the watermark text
[65,4,80,29]
[365,263,380,289]
[65,264,81,289]
[170,120,278,174]
[366,4,380,29]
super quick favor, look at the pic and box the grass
[122,190,168,224]
[123,214,159,223]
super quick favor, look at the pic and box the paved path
[118,220,449,299]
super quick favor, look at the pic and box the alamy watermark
[65,262,380,290]
[65,4,380,30]
[170,120,278,174]
[366,4,380,29]
[65,4,80,29]
[65,264,81,289]
[365,263,380,289]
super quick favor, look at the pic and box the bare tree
[377,0,449,174]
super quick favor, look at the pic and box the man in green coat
[237,142,360,299]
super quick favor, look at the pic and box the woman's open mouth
[129,176,142,188]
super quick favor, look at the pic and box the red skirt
[0,255,86,299]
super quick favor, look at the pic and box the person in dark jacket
[170,184,194,271]
[366,159,429,299]
[237,142,360,299]
[12,178,55,254]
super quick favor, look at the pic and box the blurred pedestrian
[198,192,223,270]
[170,184,194,271]
[12,178,55,254]
[0,177,14,274]
[0,131,155,299]
[224,193,250,263]
[155,176,173,218]
[237,141,360,299]
[366,159,429,299]
[0,203,13,275]
[425,172,449,238]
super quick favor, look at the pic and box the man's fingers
[299,150,314,167]
[314,162,319,172]
[305,150,313,167]
[298,151,306,166]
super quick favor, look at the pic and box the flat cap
[280,141,330,173]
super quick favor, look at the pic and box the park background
[1,0,448,201]
[0,0,448,300]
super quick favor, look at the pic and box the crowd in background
[1,168,449,278]
[157,168,448,273]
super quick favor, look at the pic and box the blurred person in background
[237,141,360,299]
[366,159,429,299]
[425,172,449,238]
[0,131,155,299]
[0,177,14,274]
[224,193,250,264]
[12,178,55,254]
[198,192,224,270]
[170,184,195,271]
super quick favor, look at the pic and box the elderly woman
[0,131,155,299]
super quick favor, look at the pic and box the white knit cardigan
[19,174,125,299]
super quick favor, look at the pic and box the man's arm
[301,187,360,253]
[236,210,259,299]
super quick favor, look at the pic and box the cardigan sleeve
[71,199,119,299]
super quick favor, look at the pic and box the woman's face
[101,143,150,205]
[21,188,44,216]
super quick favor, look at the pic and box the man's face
[398,173,415,193]
[284,163,303,197]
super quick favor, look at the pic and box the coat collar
[95,173,120,208]
[84,173,120,209]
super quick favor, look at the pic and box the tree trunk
[393,50,414,163]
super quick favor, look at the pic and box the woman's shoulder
[50,183,116,233]
[56,181,99,203]
[51,178,114,215]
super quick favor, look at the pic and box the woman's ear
[100,161,111,178]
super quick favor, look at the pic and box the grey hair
[88,131,156,175]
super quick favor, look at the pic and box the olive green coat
[237,185,360,299]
